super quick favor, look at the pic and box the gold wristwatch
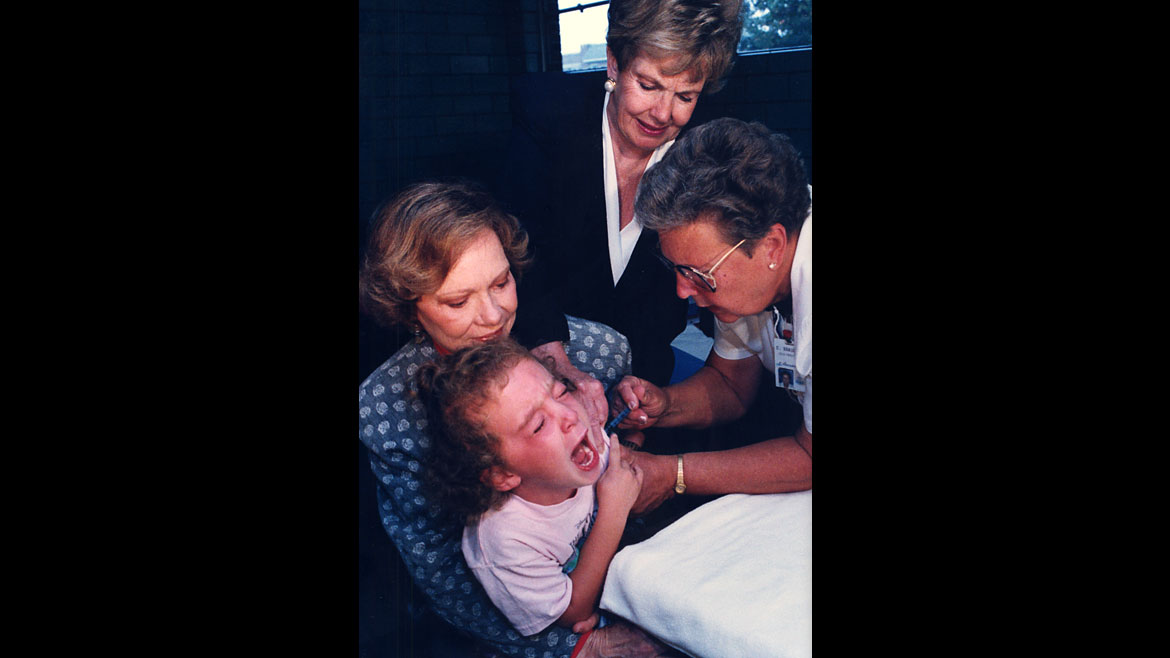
[674,454,686,494]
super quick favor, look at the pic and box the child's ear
[483,466,521,493]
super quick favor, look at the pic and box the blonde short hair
[607,0,744,93]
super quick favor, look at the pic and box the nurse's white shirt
[713,190,813,433]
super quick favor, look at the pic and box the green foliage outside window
[739,0,811,51]
[559,0,811,72]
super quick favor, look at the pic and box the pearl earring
[604,78,616,93]
[768,263,777,270]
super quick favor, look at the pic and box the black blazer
[495,72,689,387]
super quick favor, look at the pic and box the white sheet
[599,492,811,658]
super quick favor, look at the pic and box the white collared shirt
[713,188,813,432]
[601,91,676,286]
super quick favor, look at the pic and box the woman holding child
[358,181,670,657]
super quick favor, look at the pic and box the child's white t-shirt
[462,433,611,636]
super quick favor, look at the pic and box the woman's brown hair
[359,180,531,329]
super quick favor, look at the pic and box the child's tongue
[571,435,596,467]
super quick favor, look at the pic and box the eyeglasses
[656,239,746,293]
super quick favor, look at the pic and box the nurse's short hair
[636,117,810,255]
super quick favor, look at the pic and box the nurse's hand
[629,452,678,516]
[610,375,670,430]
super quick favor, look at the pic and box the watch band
[674,454,686,494]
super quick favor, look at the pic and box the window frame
[553,0,811,73]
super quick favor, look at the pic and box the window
[558,0,811,73]
[558,2,611,72]
[739,0,811,52]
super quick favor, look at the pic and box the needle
[604,406,632,435]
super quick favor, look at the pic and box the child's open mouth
[570,433,599,471]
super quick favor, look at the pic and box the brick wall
[358,0,545,228]
[694,48,813,183]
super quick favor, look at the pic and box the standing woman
[498,0,744,389]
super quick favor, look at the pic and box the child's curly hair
[415,337,567,524]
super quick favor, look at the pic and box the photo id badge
[774,314,806,392]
